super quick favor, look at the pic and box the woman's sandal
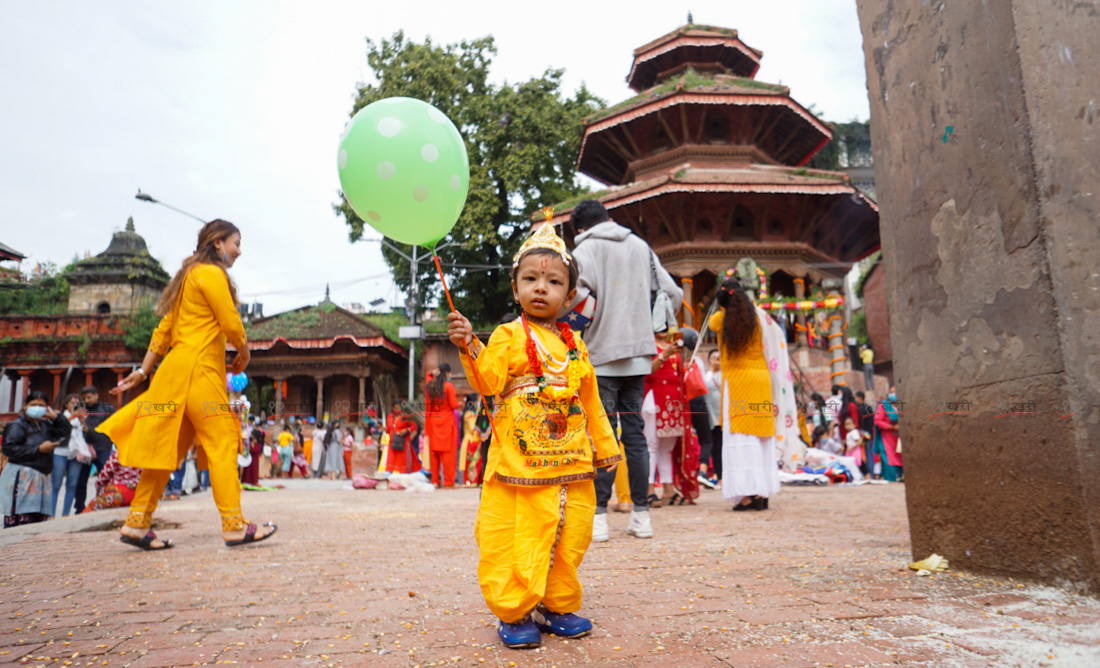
[733,496,756,512]
[120,530,174,551]
[668,492,684,506]
[646,493,662,508]
[225,522,278,547]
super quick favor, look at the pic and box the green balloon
[337,97,470,248]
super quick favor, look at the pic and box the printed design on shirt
[524,457,578,469]
[511,393,585,454]
[522,448,588,457]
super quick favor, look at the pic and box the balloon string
[431,250,503,456]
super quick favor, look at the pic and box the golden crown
[512,207,572,267]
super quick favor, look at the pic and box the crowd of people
[0,208,903,653]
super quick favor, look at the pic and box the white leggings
[648,436,676,484]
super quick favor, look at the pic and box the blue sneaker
[497,616,541,649]
[532,604,593,638]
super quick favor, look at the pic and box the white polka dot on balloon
[338,149,347,169]
[427,107,448,124]
[449,175,461,191]
[413,186,429,202]
[421,144,439,163]
[377,117,402,137]
[377,161,396,180]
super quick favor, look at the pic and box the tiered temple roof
[549,24,879,284]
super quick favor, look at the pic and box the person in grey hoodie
[564,199,683,541]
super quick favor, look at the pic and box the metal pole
[407,246,418,402]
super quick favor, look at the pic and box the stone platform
[2,480,1098,667]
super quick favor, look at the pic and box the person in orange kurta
[100,220,276,550]
[385,399,419,474]
[425,364,461,487]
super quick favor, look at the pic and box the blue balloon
[229,372,248,393]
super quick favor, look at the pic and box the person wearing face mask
[0,391,72,527]
[871,386,903,482]
[97,219,276,550]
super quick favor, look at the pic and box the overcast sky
[0,1,871,316]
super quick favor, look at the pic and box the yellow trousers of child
[126,381,246,532]
[476,478,596,623]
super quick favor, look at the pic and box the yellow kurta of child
[459,319,621,622]
[708,310,776,438]
[99,263,247,471]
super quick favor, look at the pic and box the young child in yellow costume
[447,223,622,649]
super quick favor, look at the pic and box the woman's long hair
[155,219,241,317]
[715,278,758,358]
[838,386,857,430]
[427,363,451,402]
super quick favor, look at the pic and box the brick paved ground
[2,480,1099,667]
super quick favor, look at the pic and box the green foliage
[245,309,321,340]
[318,301,337,314]
[585,70,787,124]
[854,250,882,299]
[848,310,869,346]
[122,307,160,351]
[334,32,603,325]
[363,312,448,344]
[77,331,93,359]
[0,275,70,315]
[807,120,871,171]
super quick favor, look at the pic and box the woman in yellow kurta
[101,220,276,550]
[447,224,621,650]
[708,276,778,511]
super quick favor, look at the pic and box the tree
[333,32,603,325]
[807,120,871,171]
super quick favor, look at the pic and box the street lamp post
[375,239,458,402]
[134,190,207,223]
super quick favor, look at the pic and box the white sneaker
[626,510,653,539]
[592,513,610,542]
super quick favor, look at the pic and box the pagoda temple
[548,24,880,344]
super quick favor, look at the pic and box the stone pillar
[6,372,17,412]
[273,377,285,419]
[315,377,324,422]
[50,369,63,401]
[17,370,33,404]
[856,0,1100,591]
[357,376,366,417]
[112,368,129,407]
[680,277,694,329]
[793,278,808,347]
[821,278,846,387]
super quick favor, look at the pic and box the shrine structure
[547,24,881,390]
[244,297,407,423]
[0,220,166,417]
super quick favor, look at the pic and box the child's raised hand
[447,311,473,347]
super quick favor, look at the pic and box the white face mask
[25,405,47,419]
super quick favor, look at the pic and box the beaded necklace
[521,313,582,401]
